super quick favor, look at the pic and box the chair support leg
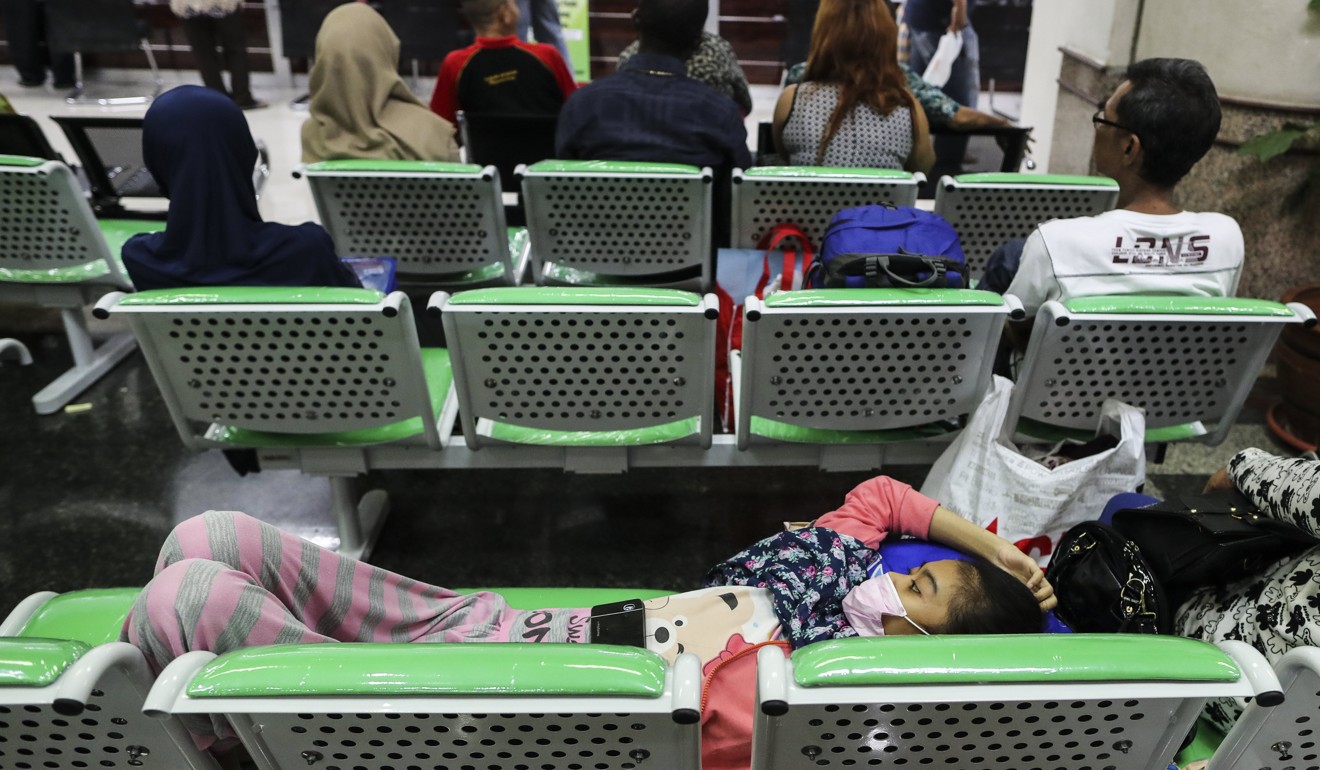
[31,310,136,415]
[0,338,33,366]
[63,53,85,102]
[143,40,163,98]
[327,476,390,562]
[66,43,161,106]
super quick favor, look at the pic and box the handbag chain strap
[1116,542,1158,633]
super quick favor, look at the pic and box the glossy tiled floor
[0,68,1292,613]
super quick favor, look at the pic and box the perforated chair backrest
[45,0,145,54]
[440,286,716,448]
[305,160,515,284]
[520,160,713,284]
[933,173,1119,279]
[0,640,218,770]
[1209,647,1320,770]
[1007,296,1312,445]
[730,167,921,249]
[149,644,701,770]
[737,289,1015,446]
[752,635,1268,770]
[107,287,441,443]
[0,157,130,288]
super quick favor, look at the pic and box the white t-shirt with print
[1006,209,1245,317]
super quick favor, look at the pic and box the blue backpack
[811,205,966,289]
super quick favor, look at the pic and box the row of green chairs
[90,285,1314,559]
[0,156,159,414]
[1,587,1306,770]
[304,160,1119,291]
[0,154,1114,414]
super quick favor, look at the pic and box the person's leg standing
[528,0,573,71]
[181,15,228,95]
[215,10,254,106]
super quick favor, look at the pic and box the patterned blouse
[785,61,960,128]
[781,82,914,168]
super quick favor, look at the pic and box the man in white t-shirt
[993,58,1243,319]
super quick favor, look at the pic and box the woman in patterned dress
[771,0,933,172]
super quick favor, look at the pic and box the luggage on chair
[811,204,966,288]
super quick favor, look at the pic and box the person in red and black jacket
[429,0,576,129]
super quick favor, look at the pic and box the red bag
[714,225,814,432]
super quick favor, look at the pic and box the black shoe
[237,98,269,111]
[52,81,76,90]
[18,78,44,88]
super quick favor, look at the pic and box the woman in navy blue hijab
[122,85,359,291]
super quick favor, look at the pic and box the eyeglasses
[1092,109,1141,141]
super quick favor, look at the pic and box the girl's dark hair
[942,558,1044,635]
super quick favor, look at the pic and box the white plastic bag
[920,376,1146,565]
[920,30,963,88]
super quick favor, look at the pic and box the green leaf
[1311,0,1320,12]
[1237,129,1306,161]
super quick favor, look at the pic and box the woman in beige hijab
[301,3,460,162]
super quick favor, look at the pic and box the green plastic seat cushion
[951,173,1118,187]
[477,416,701,446]
[1017,416,1207,444]
[118,286,386,307]
[1175,717,1226,767]
[208,348,452,447]
[306,160,484,175]
[507,227,529,256]
[400,260,508,286]
[528,159,701,175]
[186,643,668,698]
[749,416,955,444]
[1063,295,1298,317]
[17,588,140,646]
[762,288,1004,308]
[0,260,115,284]
[538,261,703,287]
[743,167,913,180]
[98,219,163,254]
[0,639,91,687]
[449,286,702,307]
[791,635,1241,687]
[0,154,46,167]
[0,219,157,284]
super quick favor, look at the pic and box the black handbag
[1112,490,1319,596]
[1047,521,1170,634]
[807,249,963,289]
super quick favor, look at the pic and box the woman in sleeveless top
[772,0,934,172]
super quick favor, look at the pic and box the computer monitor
[50,115,164,218]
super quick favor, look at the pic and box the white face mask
[842,573,932,637]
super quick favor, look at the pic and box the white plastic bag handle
[921,30,963,88]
